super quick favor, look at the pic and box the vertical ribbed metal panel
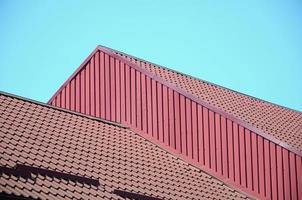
[49,49,302,200]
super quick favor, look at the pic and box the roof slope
[112,47,302,151]
[0,92,249,200]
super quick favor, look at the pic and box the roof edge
[97,45,302,157]
[0,90,128,129]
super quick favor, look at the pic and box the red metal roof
[47,45,302,200]
[0,92,250,199]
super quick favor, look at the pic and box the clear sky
[0,0,301,111]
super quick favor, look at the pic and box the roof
[0,92,250,200]
[45,45,302,199]
[108,46,302,151]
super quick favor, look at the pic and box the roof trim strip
[0,90,128,129]
[47,45,302,157]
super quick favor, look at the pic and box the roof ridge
[100,44,301,114]
[0,90,128,129]
[48,47,100,105]
[96,46,302,157]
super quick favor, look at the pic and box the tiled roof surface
[0,93,249,200]
[115,51,302,150]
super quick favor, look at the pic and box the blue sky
[0,0,301,111]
